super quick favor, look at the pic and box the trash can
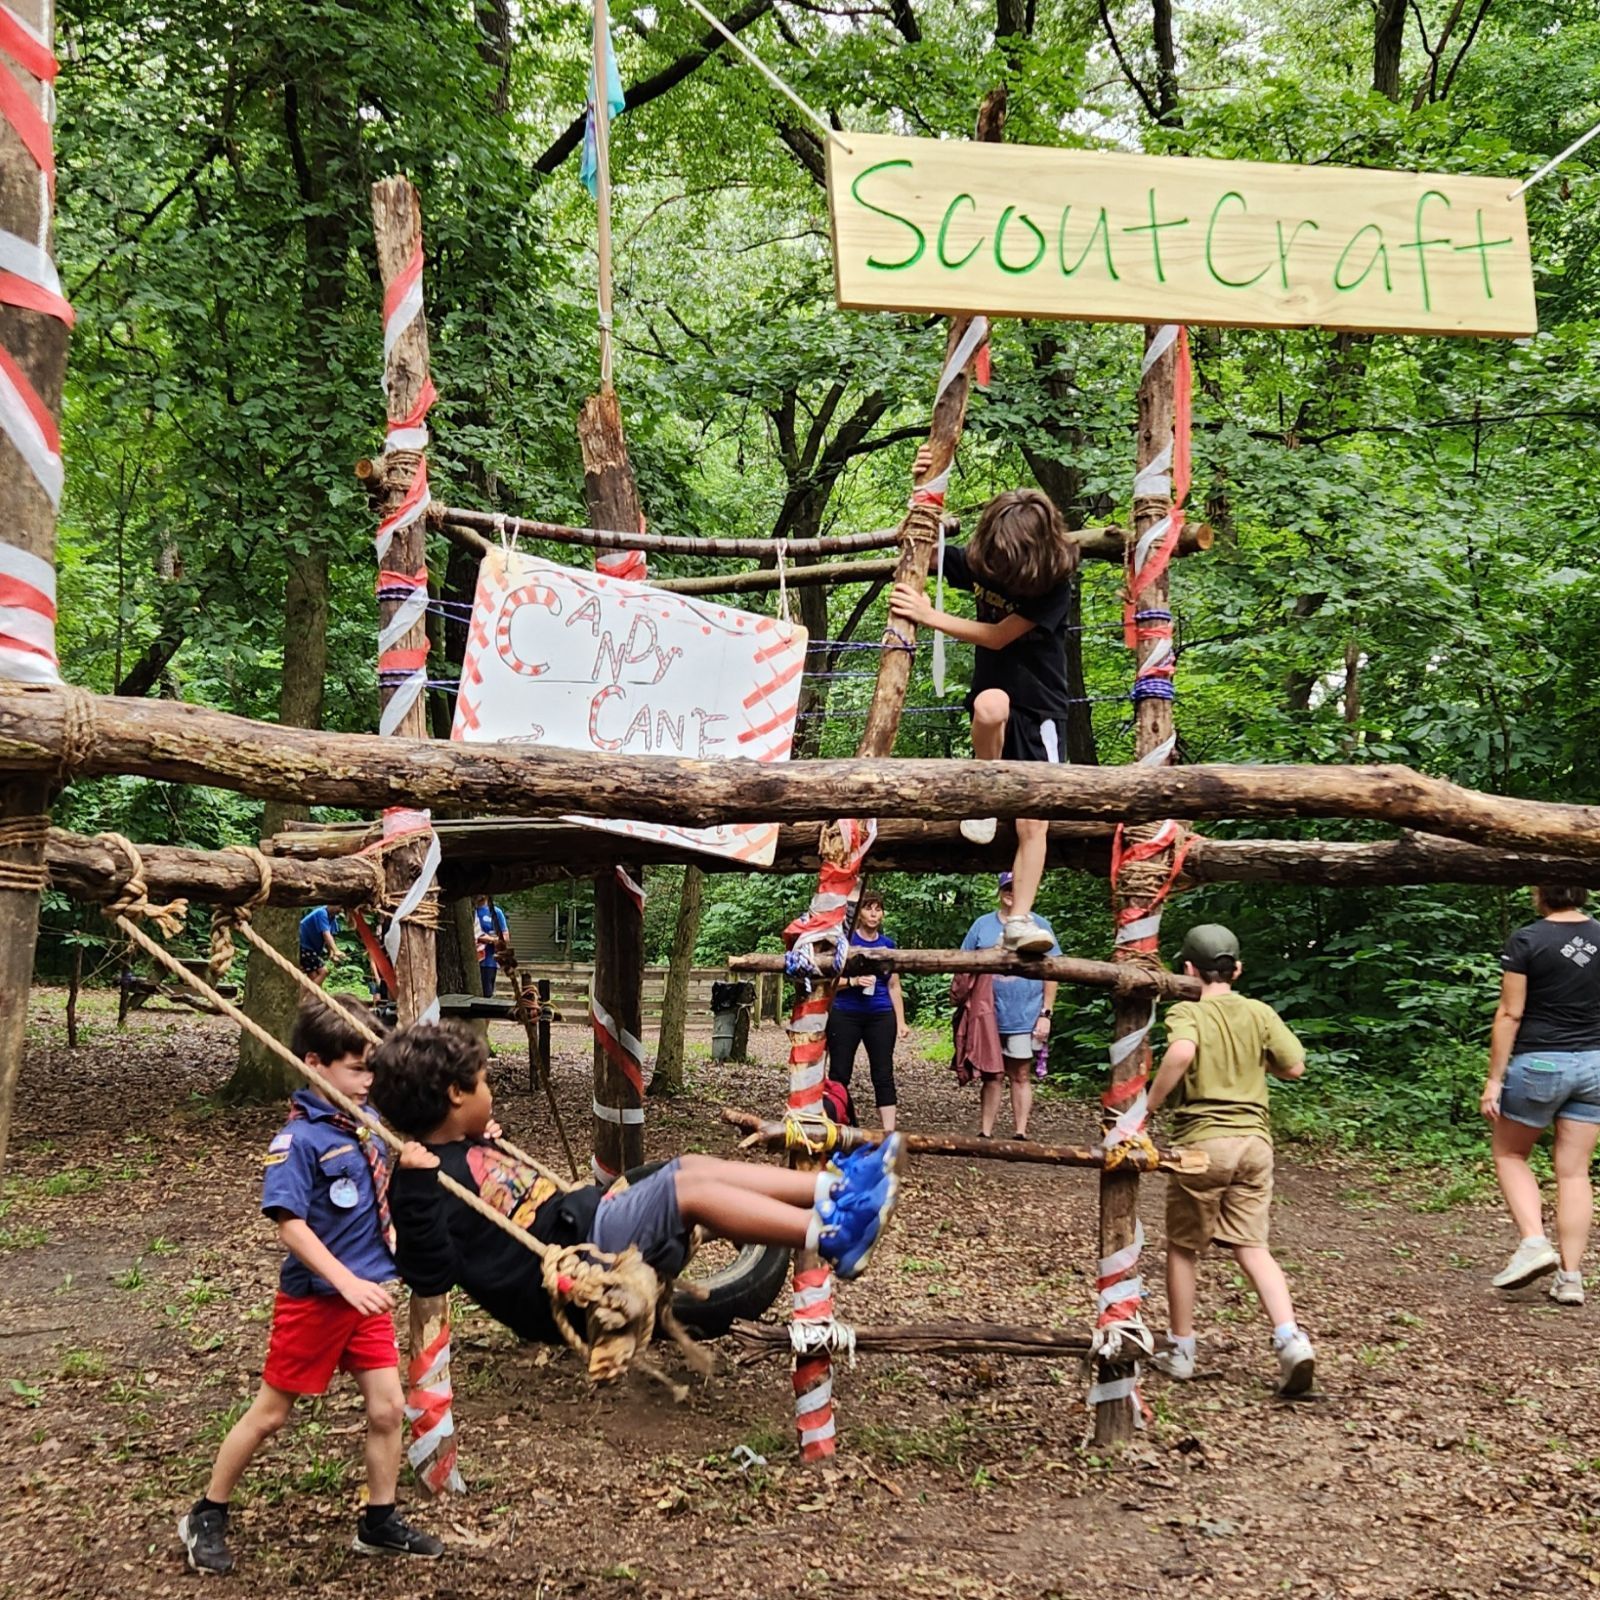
[710,980,756,1062]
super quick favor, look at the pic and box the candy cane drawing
[495,582,563,678]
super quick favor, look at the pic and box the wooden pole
[591,0,615,394]
[730,946,1200,1000]
[370,175,460,1498]
[11,691,1600,858]
[720,1108,1205,1173]
[778,85,1010,1467]
[577,401,650,1183]
[731,1321,1094,1359]
[652,863,704,1097]
[1095,323,1186,1446]
[0,0,68,1179]
[426,507,1186,572]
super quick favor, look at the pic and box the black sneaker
[178,1502,235,1574]
[353,1511,444,1558]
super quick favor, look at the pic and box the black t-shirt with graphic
[943,545,1073,717]
[1500,916,1600,1053]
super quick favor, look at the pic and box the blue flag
[580,25,626,197]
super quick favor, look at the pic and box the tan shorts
[1165,1135,1273,1252]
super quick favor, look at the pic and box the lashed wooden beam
[7,687,1600,858]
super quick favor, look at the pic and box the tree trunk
[652,864,704,1097]
[0,0,68,1180]
[228,548,329,1100]
[1374,0,1407,101]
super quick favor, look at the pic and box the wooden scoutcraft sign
[453,550,807,866]
[827,134,1536,337]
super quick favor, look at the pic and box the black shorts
[964,694,1064,765]
[298,947,325,975]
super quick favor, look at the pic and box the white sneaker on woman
[1492,1237,1559,1289]
[1549,1269,1585,1306]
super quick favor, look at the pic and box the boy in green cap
[1147,924,1316,1396]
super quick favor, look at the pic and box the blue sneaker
[817,1170,901,1281]
[831,1132,904,1197]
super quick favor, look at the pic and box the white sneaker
[1275,1331,1316,1396]
[1492,1237,1559,1290]
[1151,1343,1195,1381]
[1550,1269,1585,1306]
[960,817,997,845]
[1002,915,1054,956]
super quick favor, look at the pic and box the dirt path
[2,990,1597,1600]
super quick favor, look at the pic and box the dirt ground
[2,988,1598,1600]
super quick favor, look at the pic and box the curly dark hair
[289,995,381,1066]
[368,1022,487,1137]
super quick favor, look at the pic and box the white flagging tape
[1115,913,1163,947]
[1509,115,1600,198]
[376,584,429,654]
[794,1376,833,1417]
[1139,734,1177,767]
[1132,439,1173,499]
[591,1097,646,1125]
[378,671,427,737]
[382,826,442,964]
[1099,1220,1145,1284]
[382,263,424,373]
[1140,322,1180,380]
[937,315,989,404]
[794,1281,833,1314]
[0,347,61,508]
[790,1320,857,1366]
[1085,1373,1137,1406]
[932,520,946,695]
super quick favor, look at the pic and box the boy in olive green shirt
[1146,924,1316,1396]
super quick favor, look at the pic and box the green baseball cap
[1178,924,1239,968]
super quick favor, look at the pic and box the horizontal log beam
[728,1319,1093,1358]
[46,828,380,908]
[428,516,1190,595]
[719,1107,1205,1174]
[8,687,1600,859]
[422,500,924,557]
[728,946,1200,999]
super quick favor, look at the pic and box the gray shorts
[587,1157,691,1276]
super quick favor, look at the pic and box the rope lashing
[206,844,274,979]
[0,811,48,892]
[96,831,187,938]
[790,1318,858,1367]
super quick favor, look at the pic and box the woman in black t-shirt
[1481,885,1600,1304]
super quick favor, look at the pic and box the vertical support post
[537,976,552,1085]
[577,396,648,1181]
[1093,323,1189,1446]
[370,176,460,1495]
[591,0,616,394]
[782,85,1008,1463]
[0,0,70,1180]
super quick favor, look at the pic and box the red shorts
[261,1291,399,1396]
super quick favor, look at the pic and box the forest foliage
[41,0,1600,1149]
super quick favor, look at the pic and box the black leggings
[826,1009,898,1109]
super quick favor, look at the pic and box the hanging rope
[97,831,187,938]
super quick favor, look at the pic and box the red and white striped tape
[0,9,66,688]
[404,1321,466,1494]
[591,983,645,1099]
[909,315,988,508]
[0,536,55,682]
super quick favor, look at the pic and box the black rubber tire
[612,1162,791,1339]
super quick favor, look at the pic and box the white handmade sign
[452,549,808,865]
[827,133,1537,337]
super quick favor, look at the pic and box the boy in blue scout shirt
[178,997,442,1574]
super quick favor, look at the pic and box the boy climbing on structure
[179,998,442,1574]
[1147,925,1317,1397]
[369,1024,904,1352]
[889,450,1078,955]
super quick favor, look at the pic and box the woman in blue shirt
[960,874,1059,1139]
[826,892,907,1131]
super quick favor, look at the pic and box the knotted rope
[96,831,187,937]
[0,813,49,893]
[206,844,275,979]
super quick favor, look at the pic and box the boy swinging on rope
[369,1024,904,1361]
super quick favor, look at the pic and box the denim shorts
[588,1157,691,1276]
[1501,1051,1600,1129]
